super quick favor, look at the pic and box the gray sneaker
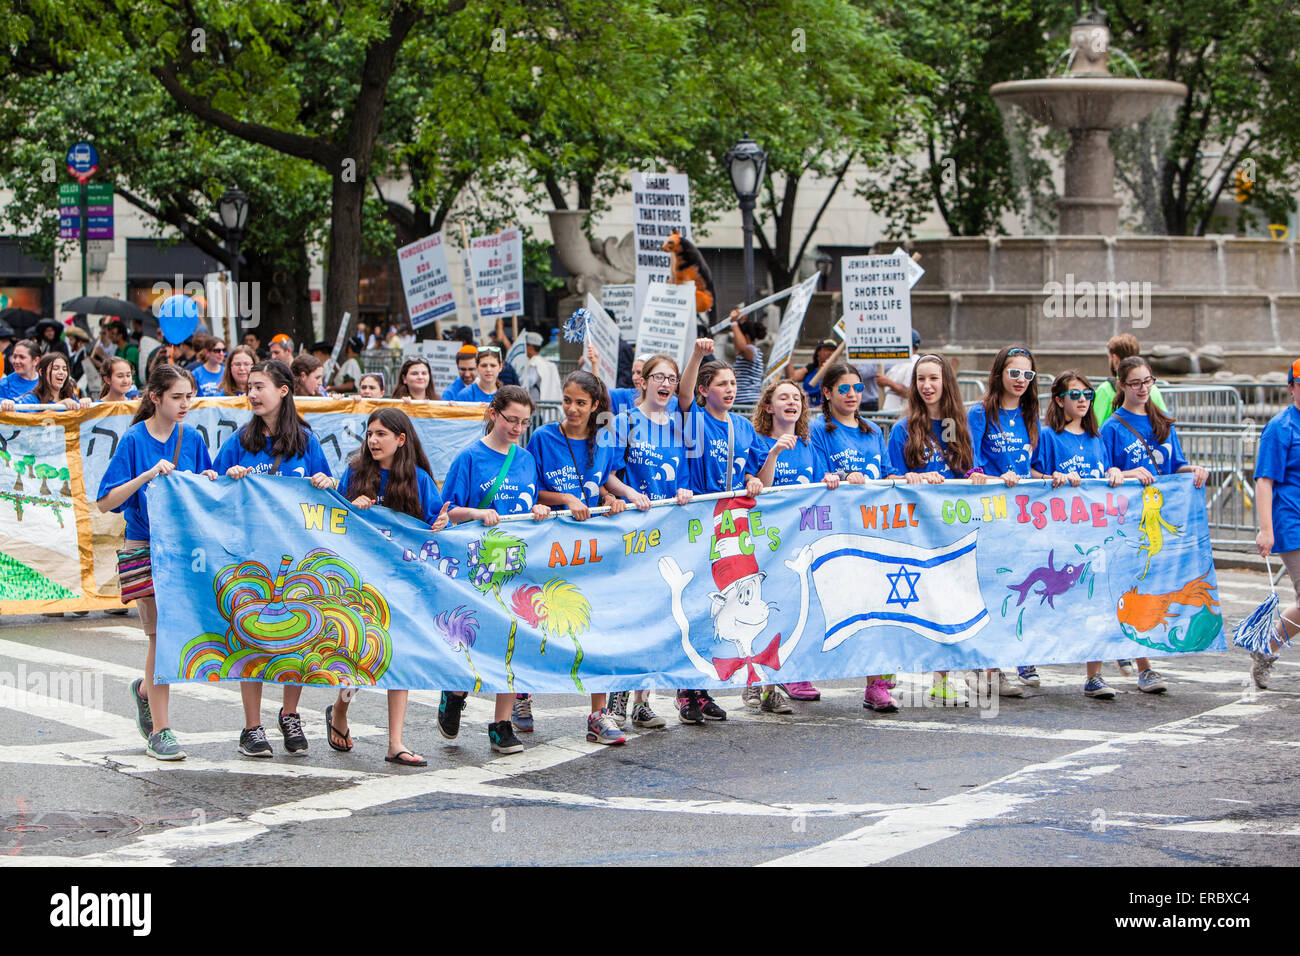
[1137,668,1168,694]
[630,701,666,729]
[759,686,794,714]
[1250,652,1277,690]
[238,725,274,757]
[608,691,630,727]
[146,728,186,761]
[130,677,153,740]
[741,685,762,709]
[995,670,1026,697]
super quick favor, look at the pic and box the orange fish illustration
[1116,571,1219,633]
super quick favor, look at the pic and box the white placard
[762,274,821,384]
[841,252,912,362]
[632,172,692,321]
[893,247,926,288]
[583,294,622,392]
[406,338,463,395]
[600,284,637,340]
[634,280,695,371]
[470,227,524,319]
[397,232,456,329]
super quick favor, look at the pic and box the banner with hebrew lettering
[150,474,1224,692]
[0,399,482,613]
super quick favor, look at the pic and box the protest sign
[762,273,821,383]
[151,475,1224,693]
[583,294,622,392]
[841,252,912,362]
[470,228,524,319]
[632,173,691,320]
[894,246,926,288]
[601,284,637,340]
[634,281,695,371]
[397,233,456,329]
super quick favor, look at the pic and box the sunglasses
[478,346,502,355]
[1006,368,1036,382]
[836,382,866,395]
[210,346,226,353]
[1060,388,1095,401]
[1007,348,1032,357]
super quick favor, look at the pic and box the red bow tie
[712,633,782,685]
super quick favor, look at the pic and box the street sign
[65,142,98,183]
[57,181,113,239]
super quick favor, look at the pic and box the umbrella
[61,296,159,338]
[0,321,15,340]
[0,307,41,332]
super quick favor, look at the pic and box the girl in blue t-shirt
[213,360,334,758]
[98,356,139,403]
[191,338,227,396]
[326,407,450,767]
[1250,358,1300,682]
[528,370,651,745]
[749,378,834,710]
[1099,356,1209,696]
[96,364,217,762]
[456,347,504,404]
[811,363,890,481]
[968,345,1039,484]
[440,385,552,757]
[1032,370,1127,700]
[1,352,91,411]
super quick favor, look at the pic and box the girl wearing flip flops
[213,360,335,757]
[96,364,216,761]
[1032,371,1127,699]
[325,408,451,767]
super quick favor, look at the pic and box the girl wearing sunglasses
[812,363,890,483]
[969,345,1043,691]
[1099,356,1208,696]
[1032,371,1127,701]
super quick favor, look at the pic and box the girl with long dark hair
[96,364,216,760]
[2,352,91,410]
[393,358,433,401]
[325,407,450,766]
[221,344,257,396]
[291,354,326,397]
[213,360,334,757]
[99,356,138,402]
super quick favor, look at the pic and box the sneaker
[511,694,534,733]
[995,670,1026,697]
[780,680,821,701]
[608,691,630,727]
[130,677,153,740]
[1084,675,1116,699]
[146,727,186,761]
[488,719,524,754]
[699,691,727,721]
[278,708,308,755]
[437,692,466,740]
[1137,668,1167,694]
[676,691,704,725]
[1016,665,1041,687]
[1116,659,1135,675]
[760,687,794,714]
[862,679,899,713]
[741,685,762,709]
[929,678,966,705]
[238,725,273,758]
[631,701,667,729]
[586,708,627,745]
[1250,652,1277,690]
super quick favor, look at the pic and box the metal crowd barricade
[1158,385,1244,427]
[1173,421,1260,550]
[360,349,404,391]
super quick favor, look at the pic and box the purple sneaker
[780,681,821,701]
[862,679,899,713]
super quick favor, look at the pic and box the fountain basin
[990,78,1186,129]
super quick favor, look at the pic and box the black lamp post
[724,137,768,305]
[815,252,834,291]
[218,187,251,340]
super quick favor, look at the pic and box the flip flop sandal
[324,704,353,752]
[384,750,427,767]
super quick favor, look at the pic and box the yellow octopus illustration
[1137,486,1182,579]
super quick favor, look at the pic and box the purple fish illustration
[1007,550,1085,609]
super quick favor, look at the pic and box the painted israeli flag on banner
[809,531,989,649]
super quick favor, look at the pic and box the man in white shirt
[520,331,561,403]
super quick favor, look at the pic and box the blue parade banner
[152,473,1224,692]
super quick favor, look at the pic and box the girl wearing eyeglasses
[1099,355,1209,695]
[458,348,504,403]
[439,386,551,756]
[969,345,1043,691]
[1033,371,1126,700]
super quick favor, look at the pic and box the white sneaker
[994,670,1025,698]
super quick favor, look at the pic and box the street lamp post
[218,188,250,342]
[724,137,768,305]
[816,252,834,291]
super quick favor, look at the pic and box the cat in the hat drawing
[658,496,815,686]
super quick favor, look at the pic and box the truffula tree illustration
[512,579,593,692]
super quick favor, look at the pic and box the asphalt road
[0,565,1296,867]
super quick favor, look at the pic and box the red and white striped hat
[711,496,763,592]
